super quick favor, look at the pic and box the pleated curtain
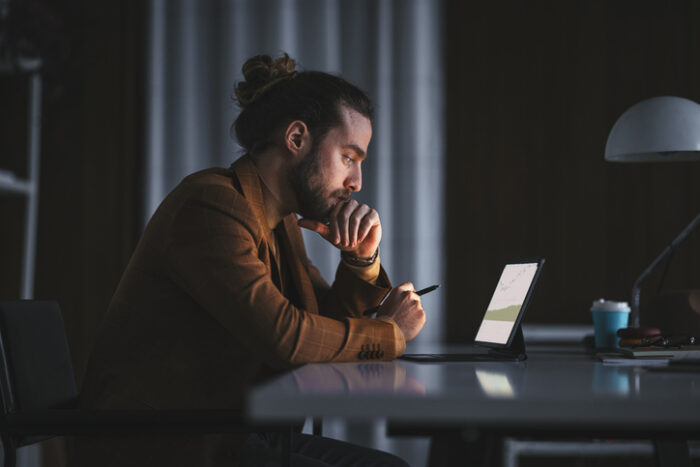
[145,0,445,347]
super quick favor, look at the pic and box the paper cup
[591,299,630,349]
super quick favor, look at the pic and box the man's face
[290,106,372,222]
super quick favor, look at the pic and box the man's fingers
[337,200,358,247]
[356,209,378,244]
[328,201,345,245]
[348,204,370,247]
[325,200,381,249]
[297,219,330,238]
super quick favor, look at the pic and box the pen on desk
[363,284,440,316]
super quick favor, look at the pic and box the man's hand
[376,282,426,342]
[298,200,382,258]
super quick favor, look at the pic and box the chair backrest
[0,301,78,414]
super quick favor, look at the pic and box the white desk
[247,345,700,466]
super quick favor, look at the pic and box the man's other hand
[376,282,426,342]
[298,200,382,258]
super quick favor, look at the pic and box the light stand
[605,96,700,330]
[630,212,700,327]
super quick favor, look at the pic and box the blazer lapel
[230,155,317,314]
[279,215,318,315]
[230,155,274,247]
[230,156,281,286]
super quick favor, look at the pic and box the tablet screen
[474,262,540,345]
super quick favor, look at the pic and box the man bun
[234,54,297,109]
[232,52,373,155]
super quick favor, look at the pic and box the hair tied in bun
[232,52,373,156]
[235,53,298,108]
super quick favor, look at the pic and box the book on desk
[617,345,700,359]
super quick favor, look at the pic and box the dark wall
[446,0,700,342]
[0,0,144,384]
[1,3,144,464]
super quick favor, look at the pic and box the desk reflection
[285,362,426,395]
[264,349,700,403]
[250,351,700,426]
[475,368,517,398]
[592,364,631,396]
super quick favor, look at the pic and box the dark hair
[232,54,374,154]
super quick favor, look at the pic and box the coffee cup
[590,299,630,349]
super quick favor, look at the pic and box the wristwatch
[341,247,379,267]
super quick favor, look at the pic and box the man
[75,53,426,466]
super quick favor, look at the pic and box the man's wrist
[343,255,381,283]
[341,247,379,267]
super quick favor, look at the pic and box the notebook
[400,258,545,362]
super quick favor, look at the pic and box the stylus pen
[363,284,440,316]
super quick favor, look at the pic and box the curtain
[145,1,444,464]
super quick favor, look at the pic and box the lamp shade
[605,96,700,162]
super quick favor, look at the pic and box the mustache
[331,190,352,201]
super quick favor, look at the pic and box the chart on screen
[475,263,539,344]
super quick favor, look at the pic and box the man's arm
[306,254,390,321]
[164,184,405,369]
[300,198,388,320]
[299,199,426,343]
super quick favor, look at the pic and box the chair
[0,300,291,467]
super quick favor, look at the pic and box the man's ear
[284,120,310,157]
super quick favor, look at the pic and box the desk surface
[247,345,700,431]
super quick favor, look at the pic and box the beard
[289,145,350,223]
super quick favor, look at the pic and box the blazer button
[359,344,369,360]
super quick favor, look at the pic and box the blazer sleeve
[307,257,393,322]
[164,184,405,370]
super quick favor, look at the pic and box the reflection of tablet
[475,369,515,398]
[400,258,545,362]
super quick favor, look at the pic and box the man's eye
[343,155,354,165]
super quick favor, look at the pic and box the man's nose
[345,167,362,192]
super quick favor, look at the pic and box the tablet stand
[487,325,527,361]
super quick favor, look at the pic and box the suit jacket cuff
[335,260,392,315]
[375,316,407,356]
[341,255,381,282]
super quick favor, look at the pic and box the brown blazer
[73,155,404,467]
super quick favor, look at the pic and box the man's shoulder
[174,166,244,201]
[166,166,259,230]
[180,166,240,191]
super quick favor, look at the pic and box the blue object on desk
[591,300,630,348]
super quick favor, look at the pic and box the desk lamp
[605,96,700,329]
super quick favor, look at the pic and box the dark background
[1,1,700,466]
[446,0,700,341]
[1,0,143,383]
